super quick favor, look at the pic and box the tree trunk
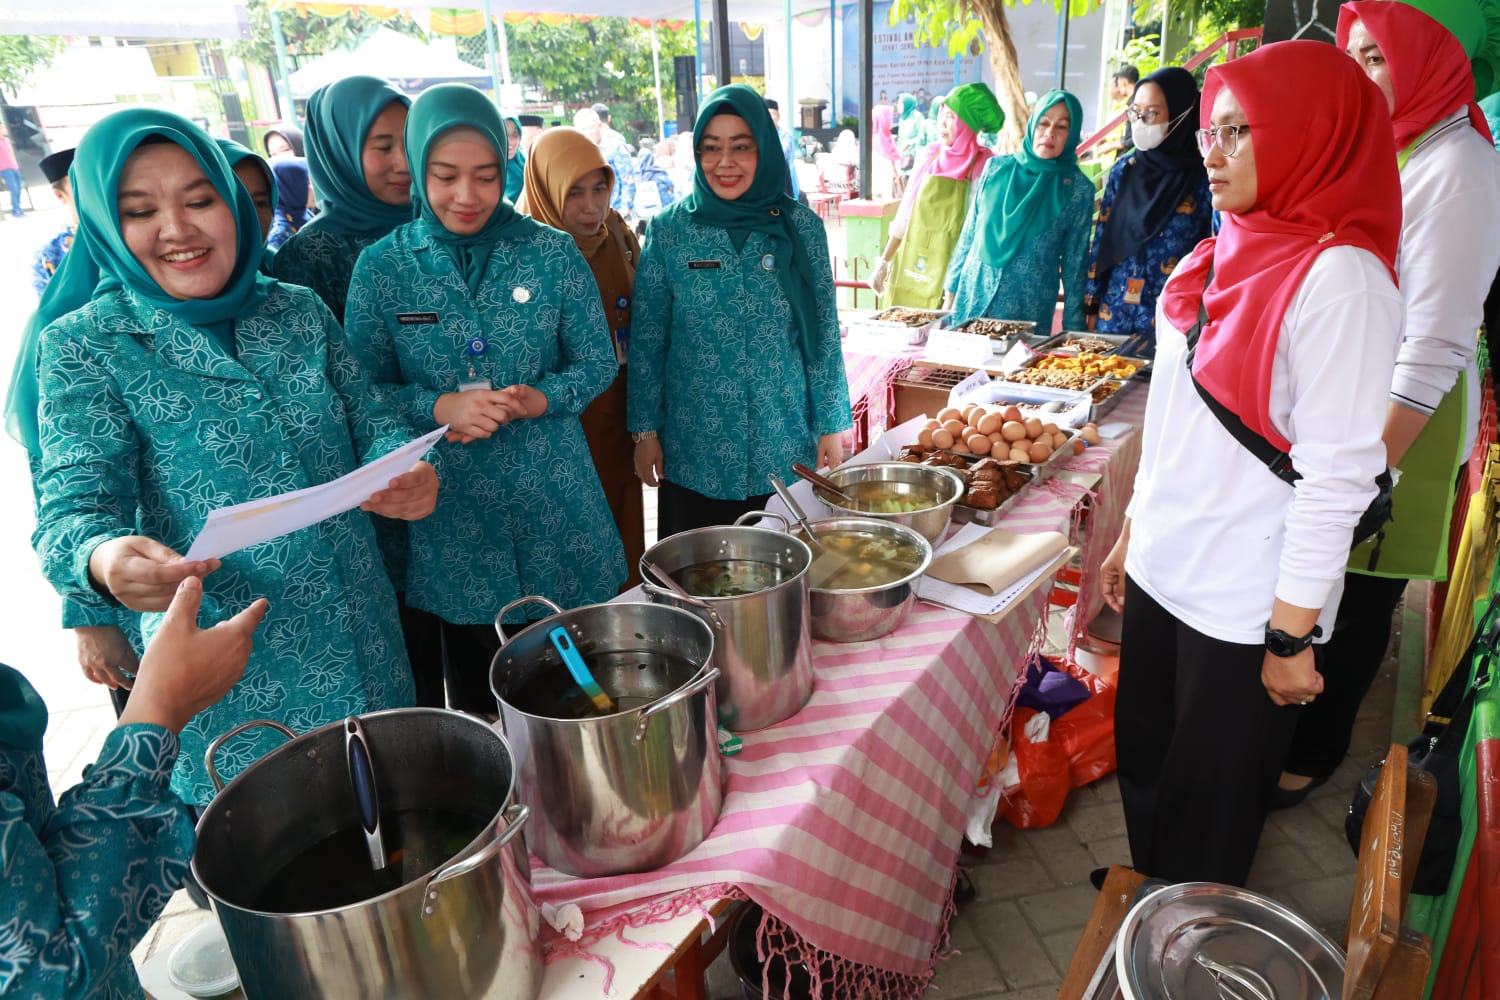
[970,0,1028,154]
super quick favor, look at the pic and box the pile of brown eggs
[916,403,1102,464]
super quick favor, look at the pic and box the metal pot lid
[1116,882,1346,1000]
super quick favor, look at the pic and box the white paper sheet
[184,426,448,561]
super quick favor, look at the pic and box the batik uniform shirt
[626,201,852,500]
[345,220,627,624]
[0,705,193,1000]
[32,283,419,805]
[945,155,1094,332]
[30,227,73,298]
[602,133,636,217]
[1084,156,1213,339]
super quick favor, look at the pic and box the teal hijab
[407,84,542,295]
[4,110,274,454]
[898,93,918,121]
[684,84,818,361]
[216,138,279,273]
[503,116,526,203]
[977,89,1087,270]
[301,75,414,238]
[0,664,47,753]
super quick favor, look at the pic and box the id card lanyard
[459,336,492,392]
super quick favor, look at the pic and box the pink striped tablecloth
[534,590,1050,990]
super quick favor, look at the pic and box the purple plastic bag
[1014,654,1091,720]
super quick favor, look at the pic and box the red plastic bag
[998,708,1072,829]
[1053,685,1118,788]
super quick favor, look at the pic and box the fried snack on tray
[1027,352,1141,379]
[1001,368,1101,392]
[876,308,945,327]
[1061,336,1114,354]
[957,318,1033,340]
[895,448,1030,510]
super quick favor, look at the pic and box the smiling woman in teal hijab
[626,83,851,537]
[344,83,625,714]
[24,107,437,805]
[503,114,526,202]
[273,75,413,323]
[944,89,1094,334]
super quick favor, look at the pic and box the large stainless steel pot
[192,710,541,1000]
[640,512,815,732]
[791,516,932,643]
[812,462,965,544]
[489,597,723,877]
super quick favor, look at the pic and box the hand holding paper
[184,426,447,562]
[362,460,439,520]
[89,536,222,613]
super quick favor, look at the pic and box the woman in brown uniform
[518,127,644,585]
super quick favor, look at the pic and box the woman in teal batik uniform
[627,84,852,537]
[945,90,1094,335]
[26,109,436,805]
[272,75,413,324]
[0,578,265,998]
[345,84,625,714]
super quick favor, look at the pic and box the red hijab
[1336,1,1493,150]
[1161,41,1402,453]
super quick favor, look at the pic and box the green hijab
[0,664,47,753]
[4,109,273,454]
[503,116,527,203]
[684,84,818,362]
[301,75,414,238]
[977,89,1087,270]
[406,84,542,295]
[216,138,278,273]
[898,93,918,121]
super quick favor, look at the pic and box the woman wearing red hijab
[1274,1,1500,805]
[1097,41,1405,885]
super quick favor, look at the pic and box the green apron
[1349,128,1472,581]
[1350,377,1468,579]
[888,173,971,310]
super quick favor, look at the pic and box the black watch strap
[1265,624,1324,657]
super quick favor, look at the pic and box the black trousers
[439,619,504,715]
[657,479,772,539]
[398,595,447,709]
[1116,576,1305,886]
[1282,572,1408,780]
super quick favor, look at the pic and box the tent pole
[651,22,666,138]
[785,0,794,146]
[829,0,837,121]
[1056,0,1072,89]
[482,0,503,100]
[714,0,731,88]
[269,7,295,119]
[694,0,706,100]
[859,0,871,198]
[496,14,513,86]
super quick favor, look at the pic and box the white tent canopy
[288,26,491,98]
[0,0,247,39]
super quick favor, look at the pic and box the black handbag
[1343,593,1500,895]
[1181,266,1395,560]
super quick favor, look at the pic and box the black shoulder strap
[1181,264,1302,486]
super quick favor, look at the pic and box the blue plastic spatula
[548,626,615,714]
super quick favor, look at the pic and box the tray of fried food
[1022,351,1145,380]
[875,307,950,328]
[948,317,1037,341]
[893,447,1033,522]
[1032,332,1132,356]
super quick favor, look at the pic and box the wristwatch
[1264,624,1323,657]
[630,430,658,444]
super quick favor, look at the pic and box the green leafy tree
[231,0,425,67]
[0,35,64,102]
[887,0,1091,151]
[506,18,697,140]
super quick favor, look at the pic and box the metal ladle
[769,474,850,589]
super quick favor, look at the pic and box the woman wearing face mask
[1272,0,1500,807]
[1084,68,1212,355]
[869,83,1003,310]
[503,115,526,203]
[1096,41,1405,885]
[628,84,851,537]
[345,85,624,714]
[23,109,438,806]
[944,90,1094,335]
[517,127,645,587]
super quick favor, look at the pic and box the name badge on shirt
[396,312,441,325]
[458,378,493,392]
[687,259,723,270]
[1123,277,1146,305]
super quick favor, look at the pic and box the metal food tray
[1089,377,1141,422]
[1033,331,1135,355]
[928,427,1078,484]
[953,485,1027,525]
[1018,343,1152,382]
[872,307,951,346]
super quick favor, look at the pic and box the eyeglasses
[1125,106,1164,125]
[697,142,757,167]
[1195,124,1251,158]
